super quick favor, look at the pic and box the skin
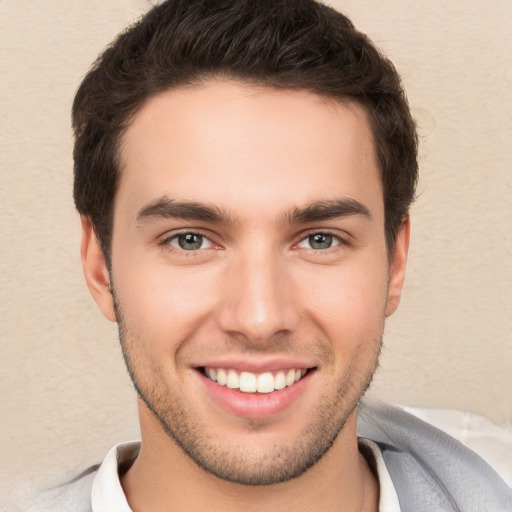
[81,79,409,512]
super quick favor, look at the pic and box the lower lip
[198,370,314,419]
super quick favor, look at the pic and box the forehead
[117,79,382,222]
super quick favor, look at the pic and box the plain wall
[1,0,511,503]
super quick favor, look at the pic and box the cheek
[113,259,220,344]
[298,258,389,341]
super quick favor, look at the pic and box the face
[83,79,408,485]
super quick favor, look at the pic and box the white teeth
[274,371,286,390]
[239,372,257,392]
[226,370,239,389]
[217,368,227,386]
[204,367,308,393]
[256,372,274,393]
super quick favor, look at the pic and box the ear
[80,217,117,322]
[386,216,410,317]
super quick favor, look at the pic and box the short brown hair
[73,0,418,260]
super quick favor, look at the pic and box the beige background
[1,0,511,503]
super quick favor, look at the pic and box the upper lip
[192,357,317,373]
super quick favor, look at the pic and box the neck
[121,405,378,512]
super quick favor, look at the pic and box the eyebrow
[136,196,371,227]
[283,198,371,225]
[136,197,237,225]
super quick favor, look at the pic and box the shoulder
[358,400,512,512]
[16,466,98,512]
[13,441,140,512]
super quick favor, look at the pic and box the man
[41,0,512,510]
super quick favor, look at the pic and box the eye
[297,232,341,250]
[167,232,213,251]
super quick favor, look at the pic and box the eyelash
[159,229,350,254]
[160,230,218,255]
[295,230,350,253]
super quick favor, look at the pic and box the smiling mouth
[200,367,314,394]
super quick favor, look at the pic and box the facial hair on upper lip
[182,332,336,370]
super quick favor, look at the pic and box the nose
[215,247,300,343]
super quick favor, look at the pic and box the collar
[91,441,138,512]
[91,439,399,511]
[359,438,401,511]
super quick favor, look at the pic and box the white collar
[91,441,138,512]
[359,438,402,511]
[91,439,400,511]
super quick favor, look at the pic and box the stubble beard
[113,296,383,486]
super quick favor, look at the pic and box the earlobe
[386,217,410,317]
[80,217,117,322]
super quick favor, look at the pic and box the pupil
[310,233,332,249]
[178,233,202,250]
